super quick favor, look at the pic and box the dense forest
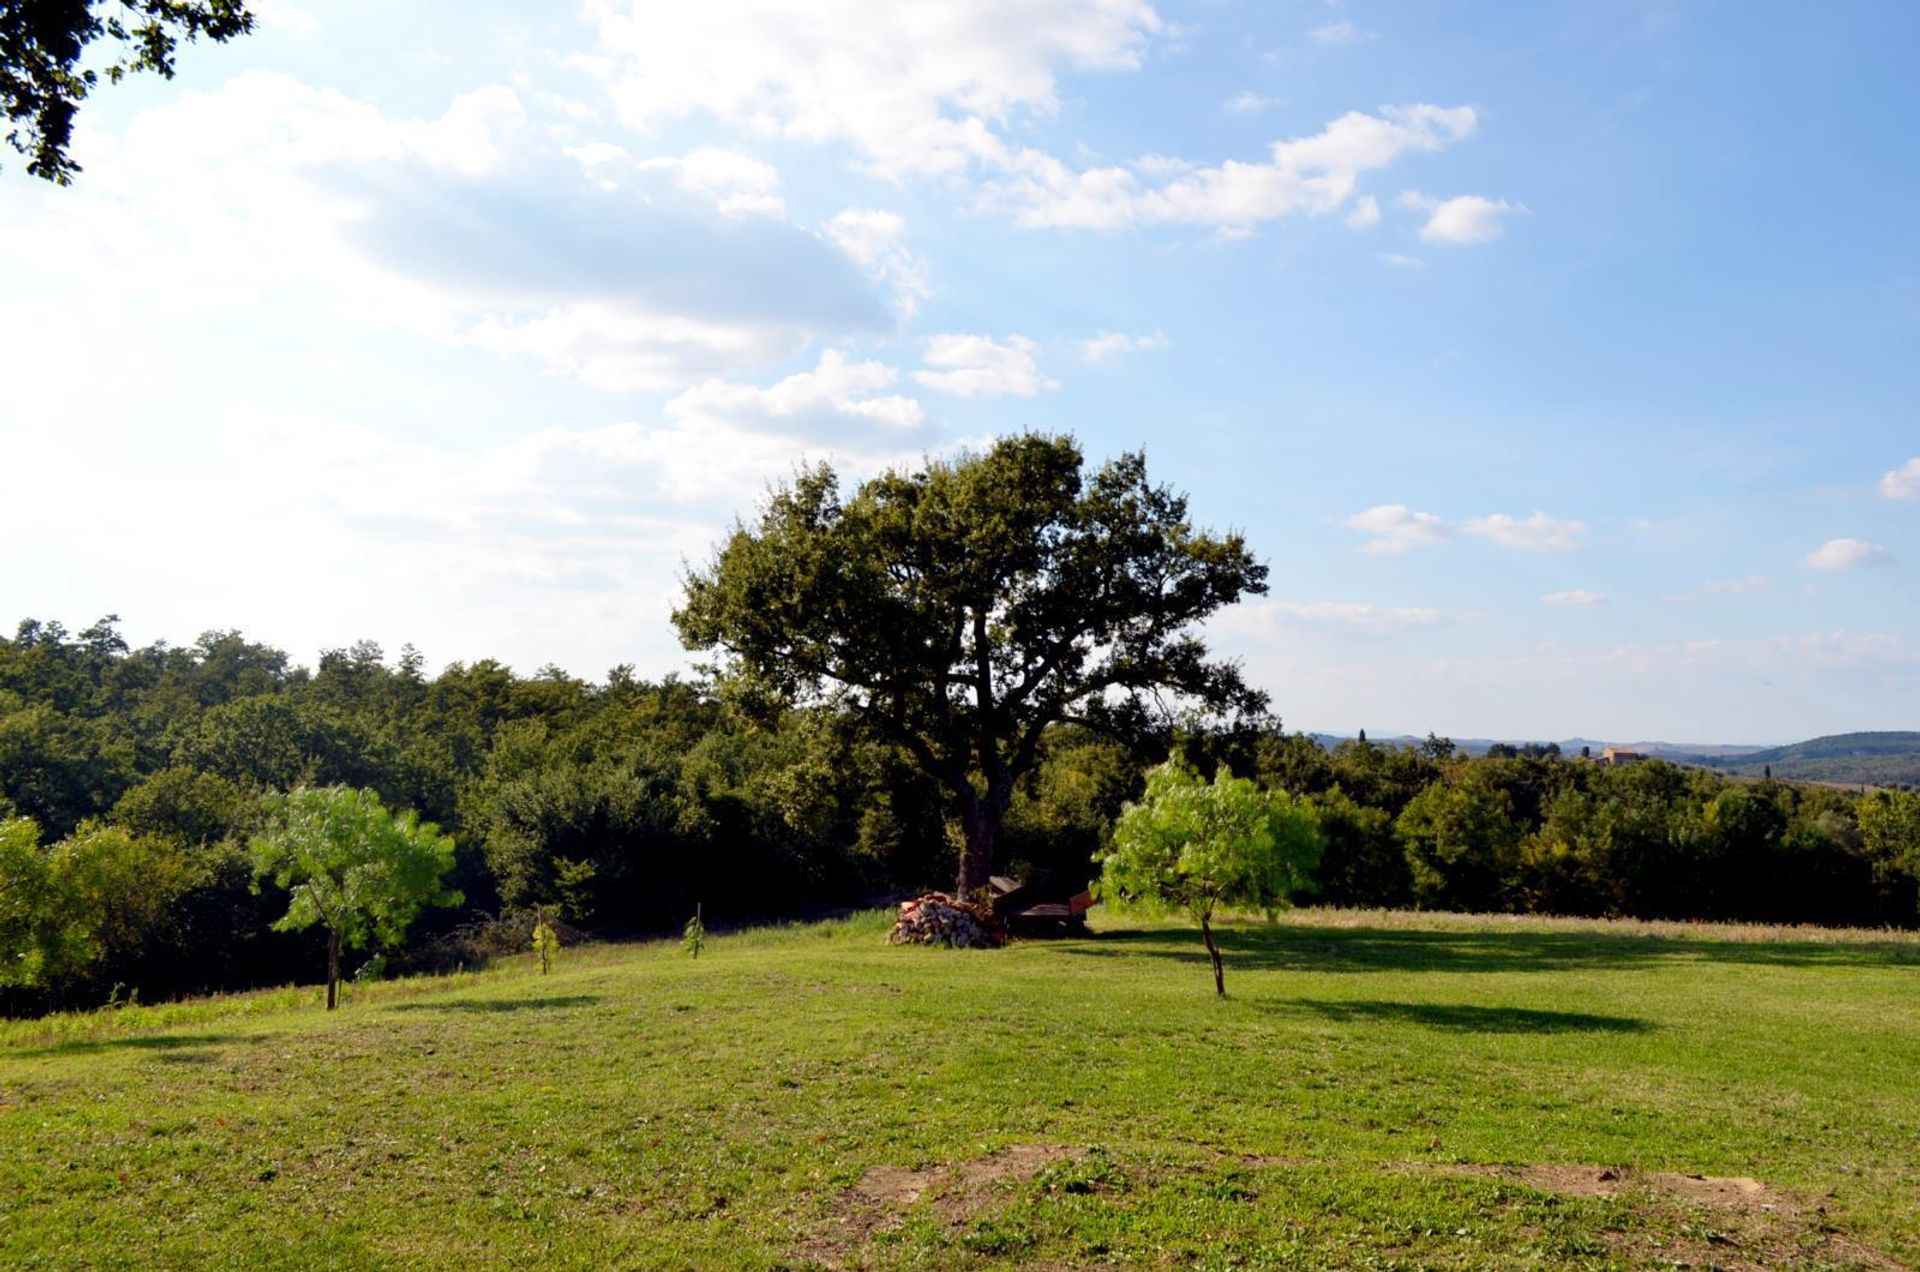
[3,615,1918,1015]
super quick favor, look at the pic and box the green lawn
[3,910,1917,1270]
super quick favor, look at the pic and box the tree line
[3,614,1917,1015]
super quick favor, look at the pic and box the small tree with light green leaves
[682,904,706,959]
[250,786,461,1010]
[1098,762,1322,997]
[532,914,560,974]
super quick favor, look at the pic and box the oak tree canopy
[674,434,1270,896]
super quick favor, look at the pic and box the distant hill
[1701,732,1920,789]
[1298,730,1919,787]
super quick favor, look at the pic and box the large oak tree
[674,434,1269,896]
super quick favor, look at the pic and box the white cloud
[1212,598,1451,642]
[1542,589,1605,607]
[315,352,935,516]
[1224,90,1279,115]
[1378,252,1422,268]
[1272,601,1449,634]
[1880,457,1920,500]
[7,73,532,324]
[1346,194,1380,228]
[667,348,924,433]
[0,375,975,685]
[1079,330,1168,362]
[565,140,635,190]
[1310,20,1362,45]
[1344,506,1591,554]
[1463,511,1586,552]
[1753,630,1919,671]
[402,84,532,176]
[1803,538,1895,571]
[635,147,785,218]
[988,103,1477,231]
[251,2,319,36]
[585,0,1163,180]
[913,334,1057,397]
[583,6,1483,238]
[1703,575,1773,595]
[1129,153,1194,179]
[6,72,897,398]
[1400,191,1525,244]
[824,207,930,317]
[824,208,907,265]
[466,303,802,393]
[1344,504,1449,553]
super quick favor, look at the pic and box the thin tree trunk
[326,928,340,1011]
[1200,913,1225,997]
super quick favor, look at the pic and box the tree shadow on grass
[11,1032,242,1059]
[1056,923,1919,976]
[150,1048,225,1064]
[1260,999,1654,1034]
[387,994,601,1014]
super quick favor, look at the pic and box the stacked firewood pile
[888,892,1007,948]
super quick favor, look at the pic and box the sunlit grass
[3,908,1916,1269]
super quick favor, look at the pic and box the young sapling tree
[250,786,461,1009]
[1098,761,1321,996]
[532,914,559,974]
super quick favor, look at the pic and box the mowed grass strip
[2,910,1916,1270]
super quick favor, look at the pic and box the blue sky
[3,0,1916,742]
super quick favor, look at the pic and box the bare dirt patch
[1424,1163,1906,1271]
[797,1144,1079,1269]
[844,1163,938,1211]
[1434,1162,1780,1203]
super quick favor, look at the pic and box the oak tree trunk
[957,803,998,898]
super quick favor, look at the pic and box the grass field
[3,909,1917,1270]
